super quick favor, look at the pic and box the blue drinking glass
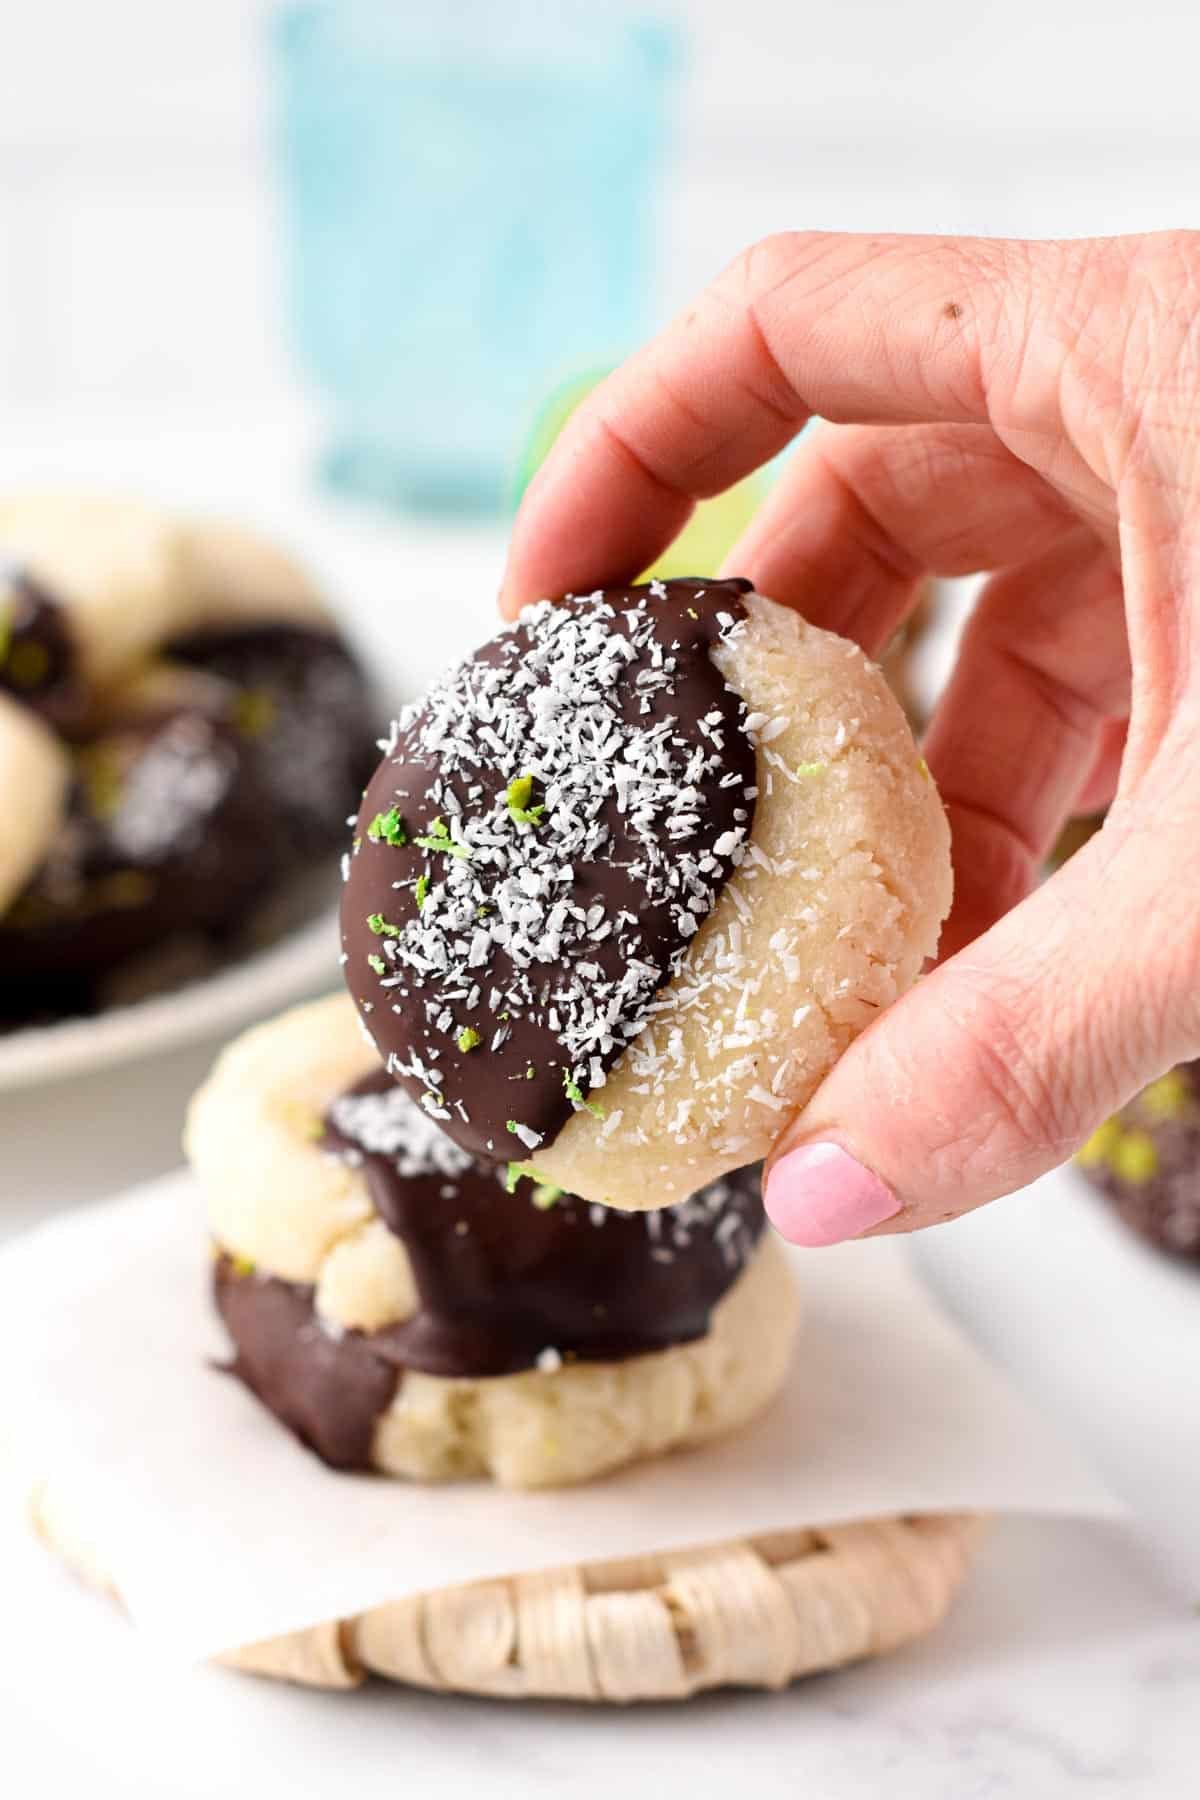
[274,2,677,514]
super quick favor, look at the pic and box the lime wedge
[513,368,766,576]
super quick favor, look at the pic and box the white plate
[911,1157,1200,1594]
[0,906,340,1093]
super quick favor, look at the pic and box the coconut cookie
[0,493,331,695]
[0,494,377,1026]
[186,994,799,1490]
[1077,1062,1200,1262]
[341,578,951,1210]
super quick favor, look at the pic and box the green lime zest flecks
[505,1160,540,1194]
[414,816,471,859]
[231,687,276,738]
[504,772,546,827]
[367,912,403,937]
[415,873,430,911]
[6,640,49,688]
[1076,1116,1159,1185]
[76,743,124,821]
[531,1183,563,1211]
[367,953,386,975]
[796,761,827,778]
[1139,1070,1190,1122]
[457,1026,481,1053]
[1112,1129,1159,1185]
[563,1069,605,1119]
[367,805,408,847]
[102,869,153,909]
[1076,1118,1121,1169]
[231,1253,256,1278]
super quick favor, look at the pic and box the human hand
[500,230,1200,1244]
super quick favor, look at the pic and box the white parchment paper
[3,1172,1119,1662]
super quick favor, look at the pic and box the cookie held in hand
[342,578,952,1210]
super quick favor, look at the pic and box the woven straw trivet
[32,1480,983,1703]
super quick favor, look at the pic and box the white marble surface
[0,1502,1193,1798]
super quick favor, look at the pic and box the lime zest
[231,687,276,738]
[367,806,408,847]
[563,1069,605,1118]
[1113,1129,1158,1185]
[505,772,546,827]
[414,816,471,859]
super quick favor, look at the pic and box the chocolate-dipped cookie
[186,994,800,1489]
[1076,1062,1200,1262]
[0,496,377,1026]
[342,579,951,1210]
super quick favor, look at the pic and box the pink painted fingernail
[764,1142,900,1246]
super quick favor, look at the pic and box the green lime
[641,475,764,581]
[511,370,612,506]
[513,368,766,577]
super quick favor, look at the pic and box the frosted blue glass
[274,2,677,513]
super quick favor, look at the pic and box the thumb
[762,816,1196,1244]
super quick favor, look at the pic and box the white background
[1,0,1199,442]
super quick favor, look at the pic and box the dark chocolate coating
[1077,1060,1200,1262]
[0,625,377,1027]
[341,578,757,1161]
[0,569,85,733]
[212,1071,767,1470]
[323,1070,765,1376]
[0,708,275,1010]
[169,624,376,859]
[215,1256,397,1471]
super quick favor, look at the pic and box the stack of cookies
[189,576,951,1494]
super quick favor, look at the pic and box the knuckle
[737,230,835,295]
[726,230,875,314]
[1112,234,1200,464]
[1129,229,1200,300]
[933,972,1088,1183]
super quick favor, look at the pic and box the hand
[500,230,1200,1244]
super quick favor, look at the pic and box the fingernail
[764,1142,900,1246]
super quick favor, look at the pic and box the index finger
[500,230,1036,614]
